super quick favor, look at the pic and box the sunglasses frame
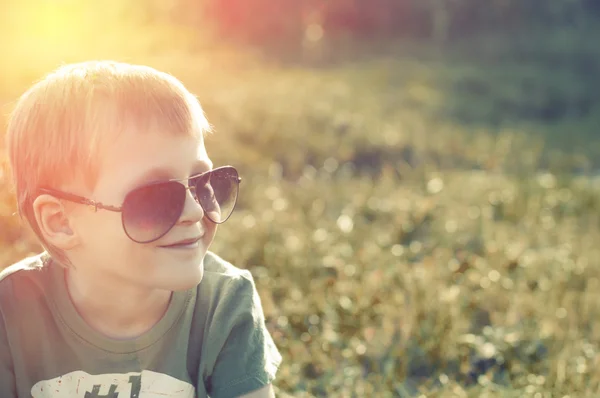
[37,165,242,243]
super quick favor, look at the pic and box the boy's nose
[178,189,205,225]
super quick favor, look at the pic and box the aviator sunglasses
[38,166,241,244]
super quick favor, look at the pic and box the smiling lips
[159,236,202,248]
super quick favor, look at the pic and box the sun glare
[5,1,90,51]
[0,0,164,72]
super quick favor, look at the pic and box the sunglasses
[38,166,241,244]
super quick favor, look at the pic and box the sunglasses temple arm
[40,189,122,213]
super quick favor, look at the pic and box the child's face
[68,125,216,291]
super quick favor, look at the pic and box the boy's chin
[154,275,203,292]
[159,264,204,292]
[149,250,206,289]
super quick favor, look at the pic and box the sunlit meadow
[1,3,600,397]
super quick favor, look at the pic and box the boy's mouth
[159,236,202,249]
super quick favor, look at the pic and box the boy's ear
[32,194,80,250]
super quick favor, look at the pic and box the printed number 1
[83,375,142,398]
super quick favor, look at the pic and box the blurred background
[1,0,600,396]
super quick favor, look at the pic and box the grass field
[1,22,599,397]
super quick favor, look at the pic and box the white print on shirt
[31,370,195,398]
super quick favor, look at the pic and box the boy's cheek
[204,222,218,243]
[75,214,126,251]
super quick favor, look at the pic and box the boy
[0,61,282,397]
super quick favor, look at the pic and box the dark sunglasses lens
[193,168,239,223]
[122,182,186,243]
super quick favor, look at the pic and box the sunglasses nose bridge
[175,184,205,223]
[184,184,204,209]
[185,185,198,200]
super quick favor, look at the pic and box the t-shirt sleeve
[0,305,17,397]
[204,272,282,398]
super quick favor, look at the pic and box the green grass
[1,27,600,396]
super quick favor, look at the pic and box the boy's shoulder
[0,252,48,304]
[198,251,259,302]
[0,252,47,285]
[203,251,253,281]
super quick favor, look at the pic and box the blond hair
[5,60,211,266]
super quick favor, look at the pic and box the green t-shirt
[0,251,282,397]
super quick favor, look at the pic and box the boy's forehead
[128,158,213,188]
[95,125,211,192]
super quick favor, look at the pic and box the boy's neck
[64,267,173,340]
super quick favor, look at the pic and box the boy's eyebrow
[130,161,213,188]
